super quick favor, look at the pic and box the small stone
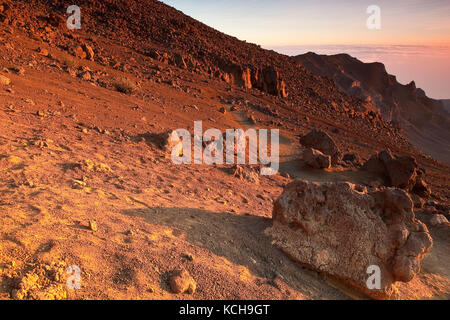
[25,99,35,106]
[38,47,49,56]
[89,220,98,232]
[7,156,22,164]
[79,71,91,81]
[430,214,449,227]
[83,44,95,61]
[10,67,25,75]
[280,172,291,179]
[74,46,86,59]
[169,269,196,294]
[72,179,86,189]
[0,75,11,86]
[182,253,194,261]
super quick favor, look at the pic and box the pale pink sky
[162,0,450,46]
[268,45,450,99]
[162,0,450,98]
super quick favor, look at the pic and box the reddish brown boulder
[429,214,449,227]
[302,148,331,169]
[266,180,433,299]
[362,150,393,177]
[73,46,86,59]
[169,269,196,294]
[384,155,418,190]
[300,130,341,165]
[173,53,187,69]
[362,151,431,198]
[73,44,95,61]
[82,44,95,61]
[230,165,260,184]
[412,176,431,199]
[140,130,183,156]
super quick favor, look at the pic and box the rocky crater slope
[0,0,448,300]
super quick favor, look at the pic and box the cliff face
[295,52,450,165]
[442,100,450,113]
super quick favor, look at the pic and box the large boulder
[302,148,331,169]
[300,130,341,165]
[169,269,196,294]
[362,150,430,198]
[384,156,418,190]
[362,150,393,176]
[266,180,433,299]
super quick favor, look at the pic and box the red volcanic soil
[0,0,448,300]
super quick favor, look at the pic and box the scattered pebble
[89,220,98,232]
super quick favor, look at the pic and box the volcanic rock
[342,153,356,162]
[362,151,430,197]
[266,180,433,299]
[83,44,95,61]
[143,130,183,157]
[169,269,196,294]
[429,214,449,227]
[342,153,361,167]
[0,74,11,85]
[254,66,288,98]
[173,53,187,69]
[384,155,418,190]
[302,148,331,169]
[411,194,425,209]
[230,165,259,185]
[37,47,49,56]
[74,46,86,59]
[412,176,431,199]
[221,63,252,89]
[300,130,341,165]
